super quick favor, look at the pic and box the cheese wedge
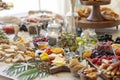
[52,56,66,66]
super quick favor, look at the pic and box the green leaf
[4,63,35,76]
[4,63,22,74]
[18,68,39,80]
[39,71,50,79]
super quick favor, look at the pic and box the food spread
[0,0,120,80]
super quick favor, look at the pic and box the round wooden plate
[80,0,111,5]
[76,18,120,29]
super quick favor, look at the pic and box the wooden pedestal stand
[77,0,120,29]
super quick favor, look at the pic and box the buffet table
[0,29,119,80]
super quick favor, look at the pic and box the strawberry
[92,58,99,64]
[96,59,102,65]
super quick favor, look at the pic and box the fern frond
[17,68,39,80]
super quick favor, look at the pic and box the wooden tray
[86,58,120,80]
[76,18,120,29]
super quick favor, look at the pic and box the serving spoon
[111,46,119,62]
[13,25,19,41]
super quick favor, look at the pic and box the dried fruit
[115,49,120,56]
[83,51,91,58]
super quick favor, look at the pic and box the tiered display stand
[77,0,120,29]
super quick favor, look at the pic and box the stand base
[76,18,120,29]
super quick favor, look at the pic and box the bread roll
[76,6,91,18]
[101,7,120,21]
[76,8,84,17]
[83,6,91,17]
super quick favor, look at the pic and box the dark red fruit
[109,56,114,60]
[92,58,99,64]
[96,59,102,65]
[117,56,120,60]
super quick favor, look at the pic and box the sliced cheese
[17,43,26,52]
[52,56,66,66]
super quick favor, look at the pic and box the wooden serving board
[49,65,70,74]
[86,58,120,80]
[76,18,120,29]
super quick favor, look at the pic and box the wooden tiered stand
[76,0,120,29]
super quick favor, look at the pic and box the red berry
[45,40,48,42]
[107,56,114,60]
[92,58,99,64]
[96,59,102,65]
[43,38,46,40]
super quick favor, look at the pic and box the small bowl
[37,42,48,50]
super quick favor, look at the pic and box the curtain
[0,0,39,16]
[40,0,67,15]
[40,0,81,15]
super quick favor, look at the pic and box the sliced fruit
[115,48,120,56]
[83,51,91,58]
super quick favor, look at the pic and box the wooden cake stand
[77,0,120,29]
[80,0,110,21]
